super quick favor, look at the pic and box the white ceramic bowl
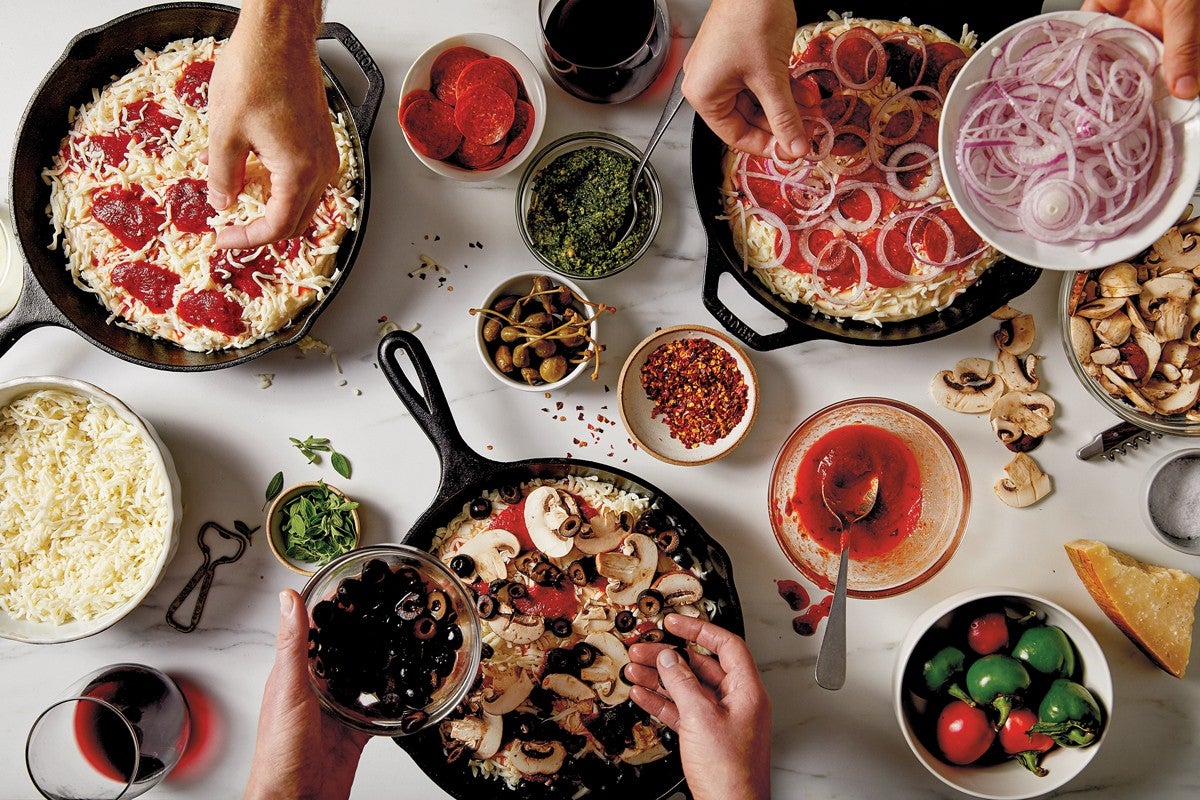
[618,325,758,466]
[1142,448,1200,555]
[894,587,1113,799]
[940,10,1200,271]
[0,376,181,643]
[399,33,547,181]
[474,270,600,392]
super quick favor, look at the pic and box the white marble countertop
[2,1,1197,798]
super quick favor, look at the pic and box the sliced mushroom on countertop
[651,571,704,607]
[506,741,567,776]
[994,313,1035,356]
[990,391,1056,452]
[997,349,1041,392]
[449,529,519,584]
[489,613,546,646]
[524,485,581,558]
[480,666,535,716]
[994,453,1052,508]
[595,533,657,605]
[444,712,504,760]
[573,509,628,555]
[930,357,1005,413]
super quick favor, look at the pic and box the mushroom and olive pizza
[432,476,714,794]
[43,37,360,351]
[721,16,1001,324]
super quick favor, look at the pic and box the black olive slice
[469,497,493,519]
[426,589,449,620]
[572,642,598,668]
[476,594,498,620]
[614,610,636,633]
[498,484,522,504]
[449,554,475,578]
[637,589,665,617]
[395,591,423,621]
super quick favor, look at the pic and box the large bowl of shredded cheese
[0,377,181,643]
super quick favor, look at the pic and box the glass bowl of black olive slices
[301,544,483,736]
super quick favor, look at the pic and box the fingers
[628,643,727,688]
[205,126,248,213]
[214,176,317,250]
[748,72,811,158]
[651,647,712,720]
[664,614,760,678]
[1161,0,1200,99]
[630,684,681,729]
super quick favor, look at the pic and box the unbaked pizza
[43,37,360,351]
[721,16,1001,324]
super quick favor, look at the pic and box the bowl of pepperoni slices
[399,33,547,181]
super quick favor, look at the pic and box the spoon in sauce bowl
[613,67,686,244]
[815,473,879,690]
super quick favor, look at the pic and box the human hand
[625,615,771,800]
[207,0,339,249]
[1081,0,1199,99]
[243,590,369,800]
[683,0,814,158]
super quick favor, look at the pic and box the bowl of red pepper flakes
[618,325,759,465]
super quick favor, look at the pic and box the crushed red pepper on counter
[640,338,748,448]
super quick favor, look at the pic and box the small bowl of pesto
[267,481,362,576]
[517,131,662,279]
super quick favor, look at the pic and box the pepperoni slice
[165,178,215,234]
[430,46,488,105]
[176,289,246,336]
[882,38,922,88]
[857,228,908,288]
[925,206,984,266]
[110,261,180,313]
[401,96,463,160]
[456,58,519,101]
[501,100,536,159]
[922,41,970,87]
[400,89,435,115]
[175,60,215,108]
[124,99,180,156]
[91,186,164,250]
[832,33,880,86]
[453,136,505,169]
[454,84,515,146]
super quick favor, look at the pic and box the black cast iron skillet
[696,0,1045,350]
[3,2,383,370]
[378,330,743,800]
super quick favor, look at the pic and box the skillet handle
[318,22,385,140]
[377,330,499,494]
[0,266,71,359]
[701,237,819,351]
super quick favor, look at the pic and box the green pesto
[526,146,654,276]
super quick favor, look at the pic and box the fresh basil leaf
[331,451,351,479]
[265,472,284,503]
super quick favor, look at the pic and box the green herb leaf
[233,520,258,539]
[331,451,352,479]
[264,472,284,504]
[280,483,358,565]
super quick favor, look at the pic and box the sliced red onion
[830,182,882,232]
[886,143,942,201]
[830,28,886,92]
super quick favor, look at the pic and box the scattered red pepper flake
[640,338,748,448]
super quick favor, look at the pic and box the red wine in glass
[540,0,669,103]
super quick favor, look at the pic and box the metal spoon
[613,67,687,244]
[815,475,879,690]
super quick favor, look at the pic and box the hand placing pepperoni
[206,0,337,250]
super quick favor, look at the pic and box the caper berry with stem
[540,356,568,383]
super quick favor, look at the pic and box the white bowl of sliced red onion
[940,11,1200,270]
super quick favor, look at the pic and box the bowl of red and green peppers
[267,481,362,576]
[894,588,1112,799]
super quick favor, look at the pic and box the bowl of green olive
[894,588,1112,799]
[471,271,609,391]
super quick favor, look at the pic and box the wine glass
[538,0,670,103]
[26,664,190,800]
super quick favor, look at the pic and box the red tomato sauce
[165,178,215,234]
[109,261,179,313]
[175,60,215,108]
[91,186,164,250]
[176,289,246,336]
[514,582,579,621]
[790,423,922,560]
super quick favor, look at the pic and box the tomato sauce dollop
[109,261,179,313]
[175,60,215,108]
[176,289,246,336]
[790,423,922,560]
[91,186,164,250]
[165,178,215,234]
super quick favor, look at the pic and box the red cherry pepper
[967,611,1009,655]
[936,700,995,765]
[999,707,1055,776]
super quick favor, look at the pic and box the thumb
[654,649,711,725]
[270,590,311,689]
[751,73,811,158]
[1161,0,1200,99]
[205,124,248,211]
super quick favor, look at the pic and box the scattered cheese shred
[0,389,170,624]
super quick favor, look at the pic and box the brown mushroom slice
[445,712,504,760]
[1100,366,1157,414]
[573,605,614,636]
[619,721,671,765]
[480,666,535,715]
[585,631,632,706]
[1098,263,1141,297]
[574,509,627,555]
[1154,378,1200,415]
[995,314,1035,356]
[490,613,545,646]
[542,673,597,704]
[451,529,520,583]
[990,304,1022,320]
[525,486,579,558]
[930,358,1005,413]
[990,391,1056,451]
[1070,315,1096,364]
[651,572,704,607]
[997,350,1041,392]
[1089,346,1120,366]
[507,741,567,776]
[1093,311,1132,346]
[1075,296,1127,319]
[595,533,657,605]
[994,453,1052,508]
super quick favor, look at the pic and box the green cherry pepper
[966,654,1031,729]
[1013,625,1077,677]
[923,646,974,704]
[1030,678,1104,747]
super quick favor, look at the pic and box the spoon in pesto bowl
[614,67,687,244]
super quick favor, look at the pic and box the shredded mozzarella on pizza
[43,37,360,351]
[0,389,170,625]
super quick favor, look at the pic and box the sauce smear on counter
[791,423,922,560]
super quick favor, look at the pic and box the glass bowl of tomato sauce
[768,397,969,598]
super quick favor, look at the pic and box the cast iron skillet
[695,0,1045,350]
[378,330,743,800]
[3,2,383,370]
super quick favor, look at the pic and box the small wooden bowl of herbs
[267,481,362,575]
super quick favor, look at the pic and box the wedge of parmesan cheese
[1064,539,1199,678]
[0,388,169,624]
